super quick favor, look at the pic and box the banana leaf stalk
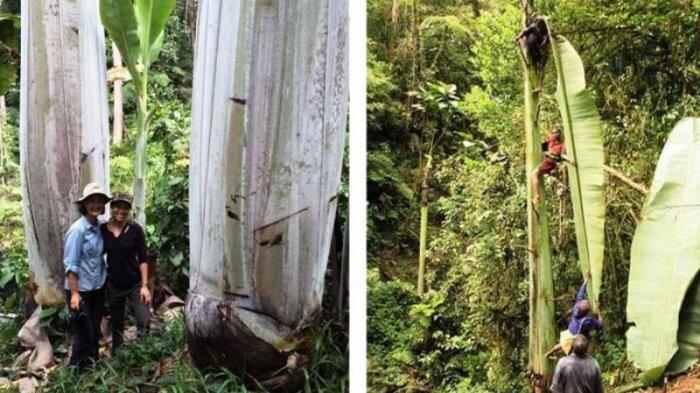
[186,1,348,388]
[520,7,556,391]
[546,20,606,310]
[20,0,110,306]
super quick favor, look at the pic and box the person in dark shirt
[515,14,551,93]
[101,193,152,353]
[532,126,576,204]
[550,334,605,393]
[546,273,603,358]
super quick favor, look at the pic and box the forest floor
[0,300,348,392]
[637,365,700,393]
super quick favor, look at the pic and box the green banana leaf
[100,0,175,87]
[547,22,606,307]
[626,117,700,375]
[100,0,142,87]
[667,271,700,374]
[135,0,176,66]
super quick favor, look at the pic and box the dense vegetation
[367,0,699,391]
[0,2,347,391]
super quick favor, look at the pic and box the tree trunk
[0,96,6,185]
[20,0,109,306]
[521,1,555,391]
[417,155,431,295]
[112,42,124,144]
[184,0,198,44]
[389,0,399,56]
[185,0,348,389]
[132,80,148,228]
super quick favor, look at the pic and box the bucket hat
[75,183,112,204]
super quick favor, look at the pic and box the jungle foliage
[367,0,699,391]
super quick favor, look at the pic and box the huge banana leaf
[626,117,700,376]
[547,21,605,307]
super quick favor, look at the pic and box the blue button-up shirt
[63,216,106,292]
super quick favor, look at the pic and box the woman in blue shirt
[63,183,111,368]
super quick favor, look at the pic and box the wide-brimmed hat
[75,183,112,204]
[111,192,133,208]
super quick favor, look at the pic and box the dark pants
[108,283,150,352]
[66,286,105,369]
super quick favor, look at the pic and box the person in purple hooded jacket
[546,272,603,359]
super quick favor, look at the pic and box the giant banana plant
[186,0,348,388]
[99,0,176,227]
[20,0,110,306]
[546,21,606,310]
[626,117,700,381]
[520,3,556,390]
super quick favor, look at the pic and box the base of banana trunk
[185,293,308,391]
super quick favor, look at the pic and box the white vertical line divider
[348,0,367,391]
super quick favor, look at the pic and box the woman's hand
[70,291,82,310]
[140,285,152,307]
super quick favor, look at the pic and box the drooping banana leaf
[547,21,606,308]
[667,271,700,374]
[626,117,700,376]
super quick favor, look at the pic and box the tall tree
[185,0,348,388]
[520,1,555,390]
[20,0,110,306]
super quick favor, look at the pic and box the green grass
[0,312,347,393]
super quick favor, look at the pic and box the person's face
[84,195,106,218]
[579,299,589,310]
[552,129,561,140]
[111,201,131,222]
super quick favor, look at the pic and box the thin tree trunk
[389,0,399,56]
[186,0,348,388]
[20,0,109,306]
[0,96,6,185]
[417,155,431,295]
[112,42,124,144]
[338,221,348,318]
[521,1,555,391]
[132,79,148,227]
[184,0,198,44]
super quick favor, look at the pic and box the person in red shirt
[532,126,575,204]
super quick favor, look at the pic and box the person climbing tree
[515,13,551,93]
[531,126,575,204]
[545,272,603,359]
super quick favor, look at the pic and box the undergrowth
[0,313,347,393]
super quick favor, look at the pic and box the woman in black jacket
[101,193,152,353]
